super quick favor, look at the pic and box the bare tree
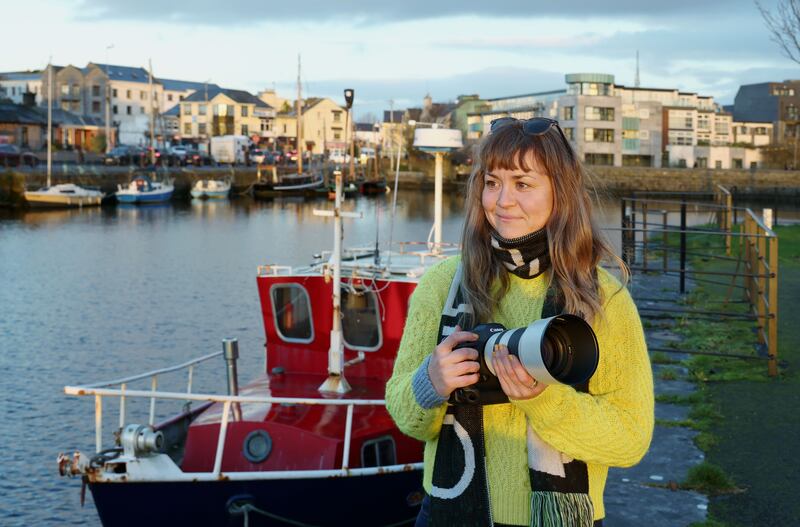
[757,0,800,64]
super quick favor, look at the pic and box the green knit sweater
[386,256,654,525]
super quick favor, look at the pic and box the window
[126,105,132,115]
[361,436,396,468]
[183,123,192,135]
[140,90,146,100]
[715,160,722,169]
[584,107,614,121]
[112,88,118,98]
[341,287,382,350]
[183,103,192,115]
[584,128,614,142]
[61,84,69,95]
[241,106,249,117]
[332,111,341,123]
[92,101,101,113]
[562,106,574,120]
[140,107,145,114]
[198,123,206,135]
[241,124,249,136]
[697,157,708,168]
[733,158,743,169]
[622,130,638,139]
[126,89,132,99]
[584,153,614,165]
[563,127,574,140]
[167,93,173,102]
[113,105,118,114]
[333,131,341,140]
[71,101,80,112]
[199,104,207,116]
[92,85,100,97]
[71,84,80,97]
[271,284,313,343]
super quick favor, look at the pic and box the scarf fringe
[530,491,594,527]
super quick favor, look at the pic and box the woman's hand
[492,344,547,400]
[428,325,481,398]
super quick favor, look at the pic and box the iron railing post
[662,210,668,273]
[680,203,687,294]
[769,235,779,377]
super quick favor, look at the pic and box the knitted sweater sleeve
[514,283,654,468]
[385,260,454,441]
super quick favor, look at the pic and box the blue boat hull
[89,470,422,526]
[116,189,174,204]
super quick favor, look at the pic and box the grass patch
[655,392,703,405]
[657,367,680,381]
[651,351,680,364]
[655,418,699,430]
[682,462,739,495]
[689,519,728,527]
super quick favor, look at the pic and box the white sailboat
[191,178,231,199]
[24,61,104,209]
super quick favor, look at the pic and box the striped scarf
[428,262,594,527]
[490,228,550,280]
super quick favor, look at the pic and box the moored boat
[252,172,325,199]
[57,172,460,527]
[24,183,104,208]
[191,178,231,199]
[116,174,174,204]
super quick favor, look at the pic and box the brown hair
[460,121,627,323]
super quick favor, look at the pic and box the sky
[2,0,798,120]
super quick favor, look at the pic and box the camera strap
[429,263,593,527]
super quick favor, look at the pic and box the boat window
[341,286,382,351]
[270,284,314,343]
[361,436,396,468]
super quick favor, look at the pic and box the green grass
[651,351,680,364]
[682,462,739,495]
[654,222,800,525]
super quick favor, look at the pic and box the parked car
[169,145,190,165]
[104,145,145,166]
[185,149,213,166]
[0,144,39,167]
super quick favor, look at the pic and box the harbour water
[1,190,797,526]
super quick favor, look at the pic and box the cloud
[76,0,756,26]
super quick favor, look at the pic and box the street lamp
[343,88,355,182]
[104,44,114,153]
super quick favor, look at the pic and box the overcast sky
[3,0,798,120]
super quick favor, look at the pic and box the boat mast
[148,59,156,166]
[315,171,362,394]
[296,54,303,176]
[47,59,52,188]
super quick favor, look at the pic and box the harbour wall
[3,166,800,206]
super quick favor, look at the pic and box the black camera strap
[429,263,593,527]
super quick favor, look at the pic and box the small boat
[359,179,388,196]
[252,172,325,199]
[24,183,104,208]
[116,174,174,204]
[191,178,231,199]
[326,180,358,200]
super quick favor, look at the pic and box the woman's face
[481,153,554,239]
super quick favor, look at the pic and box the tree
[757,0,800,64]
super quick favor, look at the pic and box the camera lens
[541,323,574,378]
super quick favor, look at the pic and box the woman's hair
[460,120,628,323]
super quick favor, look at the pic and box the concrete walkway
[603,269,708,526]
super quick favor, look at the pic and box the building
[178,87,275,145]
[466,89,564,141]
[354,122,380,146]
[733,81,800,144]
[0,71,44,104]
[274,97,349,155]
[732,121,773,146]
[449,94,486,140]
[0,101,46,148]
[2,63,219,147]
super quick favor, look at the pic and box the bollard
[222,338,242,421]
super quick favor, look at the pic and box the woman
[386,117,654,527]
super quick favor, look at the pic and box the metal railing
[64,353,421,481]
[619,187,779,376]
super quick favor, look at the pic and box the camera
[449,315,599,405]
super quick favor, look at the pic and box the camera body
[448,315,599,406]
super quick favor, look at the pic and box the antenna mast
[635,50,641,88]
[297,54,303,175]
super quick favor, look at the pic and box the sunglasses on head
[489,117,570,144]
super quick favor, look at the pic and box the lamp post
[343,88,354,182]
[104,44,114,153]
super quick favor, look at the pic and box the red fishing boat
[57,172,457,527]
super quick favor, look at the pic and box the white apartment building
[0,71,43,104]
[465,90,564,141]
